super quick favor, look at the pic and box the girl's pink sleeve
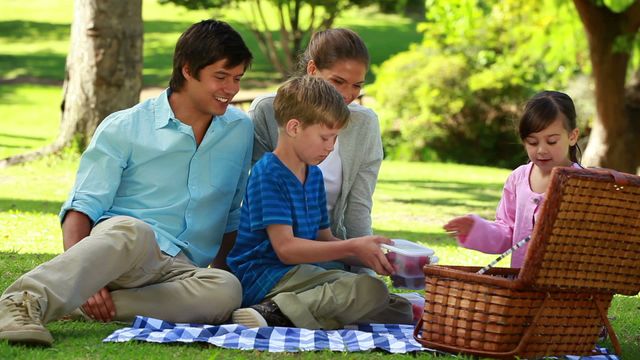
[456,176,517,254]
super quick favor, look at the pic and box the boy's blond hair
[273,76,350,129]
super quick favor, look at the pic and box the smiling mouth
[215,96,230,103]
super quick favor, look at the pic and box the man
[0,19,253,346]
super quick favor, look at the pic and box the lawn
[0,156,638,358]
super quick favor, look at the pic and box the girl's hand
[443,216,475,237]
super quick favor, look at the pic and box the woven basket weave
[414,167,640,359]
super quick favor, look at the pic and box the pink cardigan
[457,162,580,268]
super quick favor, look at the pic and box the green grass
[0,157,638,358]
[0,84,62,159]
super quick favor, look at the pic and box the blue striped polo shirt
[228,152,330,306]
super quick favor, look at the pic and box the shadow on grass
[372,228,458,248]
[0,133,48,141]
[0,198,62,214]
[0,53,66,83]
[377,178,503,209]
[0,251,56,290]
[0,144,31,149]
[0,21,69,41]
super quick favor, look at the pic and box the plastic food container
[390,275,425,290]
[382,239,437,277]
[395,292,426,322]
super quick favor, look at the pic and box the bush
[370,0,589,168]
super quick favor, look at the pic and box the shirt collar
[153,88,245,129]
[153,88,175,130]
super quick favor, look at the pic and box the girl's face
[523,117,579,174]
[307,59,367,104]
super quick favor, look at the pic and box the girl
[251,28,382,244]
[443,91,581,268]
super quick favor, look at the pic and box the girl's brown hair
[519,90,581,163]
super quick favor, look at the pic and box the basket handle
[588,167,629,186]
[413,295,550,359]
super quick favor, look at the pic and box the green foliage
[600,0,637,12]
[370,0,590,167]
[159,0,381,76]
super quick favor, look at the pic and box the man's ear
[284,118,302,137]
[182,64,193,80]
[569,128,580,146]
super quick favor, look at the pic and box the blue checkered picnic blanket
[103,316,618,358]
[103,316,426,353]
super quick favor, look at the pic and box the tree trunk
[573,0,640,174]
[0,0,143,168]
[59,0,143,150]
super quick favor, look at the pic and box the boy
[228,76,412,329]
[0,19,253,346]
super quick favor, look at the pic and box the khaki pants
[266,264,412,329]
[1,216,241,324]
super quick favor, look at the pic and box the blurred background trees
[160,0,423,78]
[2,0,639,173]
[370,0,640,173]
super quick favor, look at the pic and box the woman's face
[307,59,367,104]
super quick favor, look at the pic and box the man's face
[182,59,245,116]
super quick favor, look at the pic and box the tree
[0,0,143,167]
[161,0,373,77]
[573,0,640,173]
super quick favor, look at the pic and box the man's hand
[349,235,394,276]
[81,287,115,322]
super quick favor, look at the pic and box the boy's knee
[354,274,389,302]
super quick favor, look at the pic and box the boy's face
[293,122,340,165]
[182,59,245,116]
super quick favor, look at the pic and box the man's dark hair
[169,19,253,91]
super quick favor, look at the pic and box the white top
[318,138,343,212]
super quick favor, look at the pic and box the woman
[250,28,383,244]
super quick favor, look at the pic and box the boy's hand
[350,235,394,276]
[443,216,475,237]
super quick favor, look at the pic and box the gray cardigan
[249,94,383,239]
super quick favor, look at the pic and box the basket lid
[519,167,640,295]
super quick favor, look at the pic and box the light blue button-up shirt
[59,89,253,267]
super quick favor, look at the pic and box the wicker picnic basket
[414,167,640,359]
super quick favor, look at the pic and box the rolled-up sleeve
[59,117,129,223]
